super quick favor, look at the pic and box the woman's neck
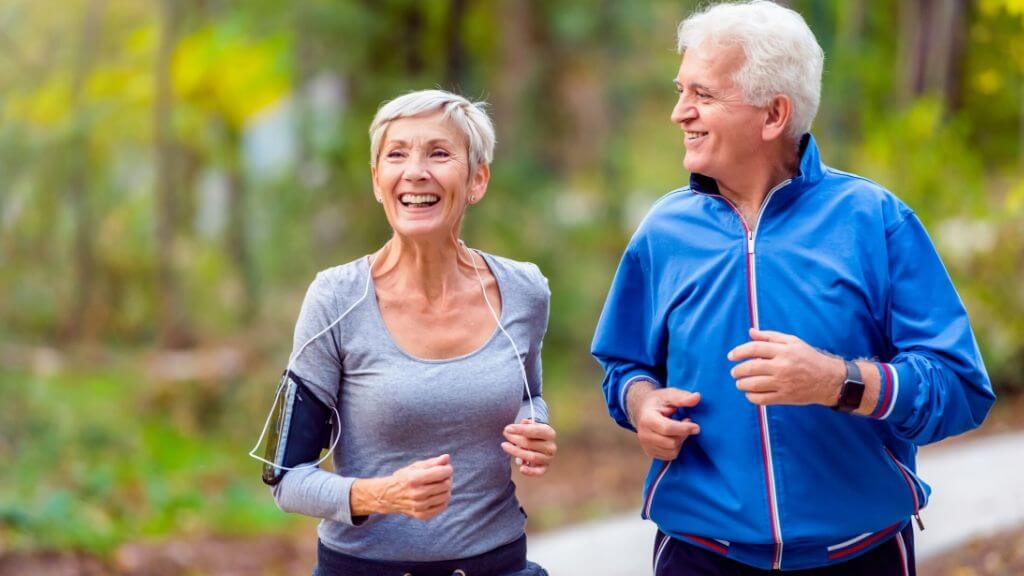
[371,234,475,304]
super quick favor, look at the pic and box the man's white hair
[676,1,824,139]
[369,89,495,175]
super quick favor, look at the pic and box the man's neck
[716,142,801,228]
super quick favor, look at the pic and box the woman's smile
[398,192,441,207]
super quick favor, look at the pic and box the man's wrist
[625,378,658,428]
[823,357,847,407]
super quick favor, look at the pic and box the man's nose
[671,98,695,125]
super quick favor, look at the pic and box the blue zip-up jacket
[592,135,995,571]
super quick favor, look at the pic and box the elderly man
[592,2,995,575]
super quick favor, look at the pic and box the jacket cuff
[870,362,915,424]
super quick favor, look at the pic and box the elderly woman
[257,90,555,576]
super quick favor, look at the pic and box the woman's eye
[431,150,451,159]
[386,150,405,158]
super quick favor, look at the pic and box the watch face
[840,380,865,410]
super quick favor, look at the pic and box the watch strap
[833,360,865,413]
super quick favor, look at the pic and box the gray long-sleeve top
[271,252,550,562]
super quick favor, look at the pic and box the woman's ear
[467,163,491,204]
[762,94,793,142]
[371,165,382,203]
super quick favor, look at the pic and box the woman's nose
[403,155,429,181]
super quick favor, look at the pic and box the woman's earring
[375,196,382,203]
[469,195,476,203]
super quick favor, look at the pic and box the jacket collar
[689,133,826,198]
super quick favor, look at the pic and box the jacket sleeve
[872,210,995,445]
[591,244,668,432]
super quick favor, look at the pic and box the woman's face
[372,112,489,241]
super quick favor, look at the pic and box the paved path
[528,431,1024,575]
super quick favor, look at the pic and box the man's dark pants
[654,523,915,576]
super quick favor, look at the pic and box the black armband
[261,371,334,486]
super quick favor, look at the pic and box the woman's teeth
[399,194,440,206]
[686,131,708,140]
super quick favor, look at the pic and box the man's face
[671,43,767,182]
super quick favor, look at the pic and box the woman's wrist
[350,477,390,516]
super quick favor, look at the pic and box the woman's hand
[501,419,557,477]
[350,454,453,520]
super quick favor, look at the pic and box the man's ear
[762,94,793,142]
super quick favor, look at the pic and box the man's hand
[502,419,557,477]
[728,328,845,407]
[627,382,701,461]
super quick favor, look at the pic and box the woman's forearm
[272,465,365,525]
[349,477,390,516]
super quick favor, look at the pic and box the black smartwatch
[832,360,864,413]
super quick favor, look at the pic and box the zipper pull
[914,513,925,531]
[747,230,754,254]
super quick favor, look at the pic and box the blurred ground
[920,527,1024,575]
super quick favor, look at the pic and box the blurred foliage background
[1,0,1023,564]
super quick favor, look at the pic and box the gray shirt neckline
[363,250,509,365]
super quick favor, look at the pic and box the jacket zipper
[643,460,671,519]
[884,447,926,530]
[717,179,791,569]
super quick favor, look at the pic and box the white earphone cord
[461,240,537,423]
[249,242,537,471]
[248,266,372,471]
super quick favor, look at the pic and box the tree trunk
[154,0,193,348]
[493,0,536,162]
[830,0,865,145]
[294,1,316,172]
[597,0,627,224]
[901,0,969,111]
[1019,76,1024,174]
[444,0,468,90]
[225,127,259,323]
[402,5,424,75]
[941,0,969,112]
[63,0,103,341]
[901,0,929,102]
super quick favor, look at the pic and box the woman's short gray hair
[369,89,495,175]
[676,1,824,139]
